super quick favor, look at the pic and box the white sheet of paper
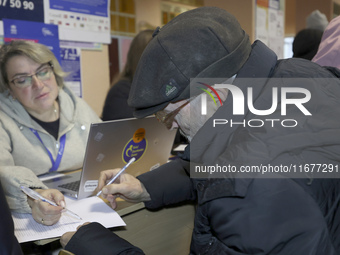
[12,196,126,243]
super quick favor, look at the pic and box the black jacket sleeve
[137,158,196,210]
[0,181,23,255]
[65,222,144,255]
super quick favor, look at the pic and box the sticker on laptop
[96,153,105,162]
[94,132,104,142]
[122,128,147,164]
[84,180,98,192]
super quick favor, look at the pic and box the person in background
[61,7,340,254]
[312,15,340,70]
[101,29,154,121]
[306,9,329,31]
[0,40,101,226]
[292,28,323,60]
[292,9,328,61]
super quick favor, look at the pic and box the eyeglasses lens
[11,66,53,88]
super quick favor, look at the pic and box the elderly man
[61,7,340,254]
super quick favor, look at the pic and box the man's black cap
[128,6,251,118]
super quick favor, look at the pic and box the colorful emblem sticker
[122,128,147,164]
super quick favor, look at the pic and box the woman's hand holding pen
[27,188,65,226]
[97,169,151,209]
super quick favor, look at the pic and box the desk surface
[115,201,195,255]
[95,199,195,255]
[116,199,145,217]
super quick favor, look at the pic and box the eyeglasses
[10,63,54,88]
[155,99,191,129]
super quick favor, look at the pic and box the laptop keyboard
[58,180,80,192]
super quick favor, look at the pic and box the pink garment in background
[312,15,340,69]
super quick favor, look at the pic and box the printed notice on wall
[0,0,45,44]
[60,47,82,97]
[2,19,61,63]
[0,0,44,22]
[44,0,111,44]
[255,0,285,59]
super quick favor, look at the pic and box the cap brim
[133,101,170,118]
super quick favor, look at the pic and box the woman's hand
[96,169,151,209]
[27,188,65,226]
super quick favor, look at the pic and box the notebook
[42,116,177,199]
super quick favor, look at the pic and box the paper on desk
[12,196,126,243]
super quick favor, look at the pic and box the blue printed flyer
[60,47,82,97]
[3,19,61,63]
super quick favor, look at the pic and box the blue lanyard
[30,128,66,172]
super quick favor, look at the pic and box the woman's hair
[0,40,67,93]
[112,29,154,86]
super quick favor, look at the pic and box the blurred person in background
[102,29,154,121]
[292,9,328,60]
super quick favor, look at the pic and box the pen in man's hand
[20,185,82,220]
[96,157,136,197]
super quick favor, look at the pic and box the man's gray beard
[177,114,209,143]
[176,93,223,143]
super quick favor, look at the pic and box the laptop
[42,116,177,199]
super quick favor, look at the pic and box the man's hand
[96,169,151,209]
[27,188,65,226]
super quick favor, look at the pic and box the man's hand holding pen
[96,168,151,209]
[61,164,151,249]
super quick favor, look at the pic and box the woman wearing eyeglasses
[0,40,101,225]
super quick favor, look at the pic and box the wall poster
[44,0,111,44]
[256,0,285,59]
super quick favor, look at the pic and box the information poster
[268,3,284,59]
[255,0,285,59]
[0,0,45,44]
[44,0,110,44]
[60,47,82,97]
[255,0,269,44]
[3,19,61,63]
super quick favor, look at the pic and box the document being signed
[12,196,126,243]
